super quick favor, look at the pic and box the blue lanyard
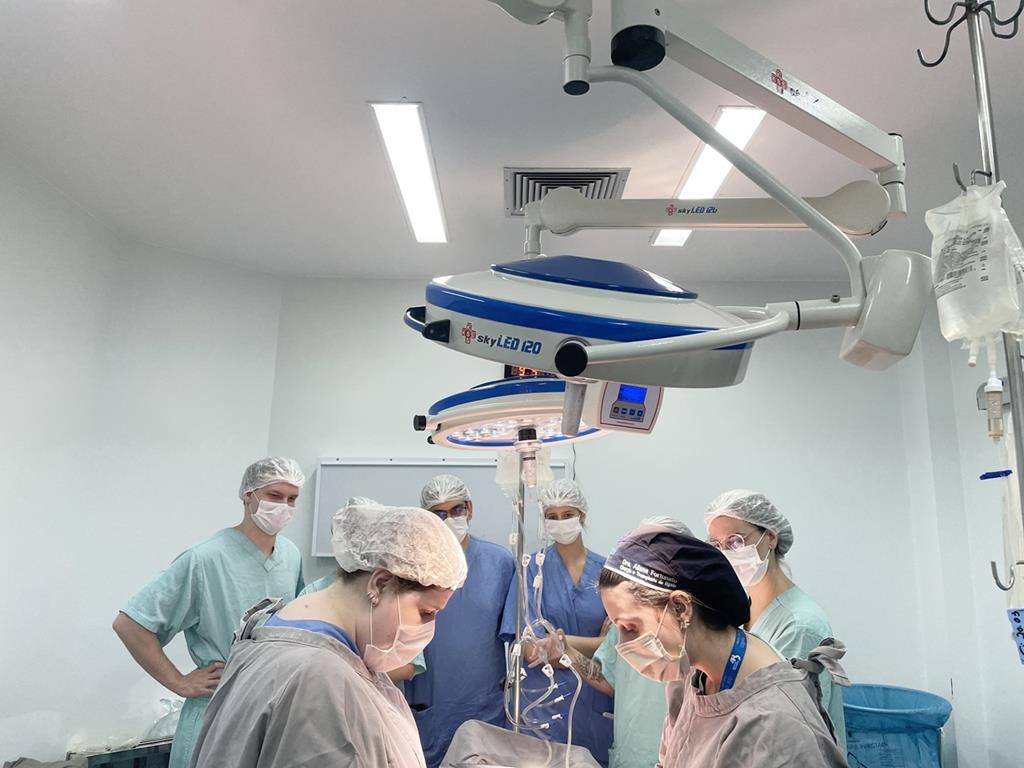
[719,628,747,692]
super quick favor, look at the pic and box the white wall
[3,151,1020,765]
[0,152,283,758]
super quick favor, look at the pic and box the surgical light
[370,102,448,243]
[653,106,766,247]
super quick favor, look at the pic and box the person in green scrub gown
[565,516,694,768]
[112,457,307,768]
[705,489,846,750]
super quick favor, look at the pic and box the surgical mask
[363,595,436,673]
[722,531,770,587]
[615,603,687,683]
[251,498,294,535]
[445,516,469,541]
[545,517,582,545]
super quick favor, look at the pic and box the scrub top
[121,528,304,768]
[404,536,516,768]
[752,586,846,749]
[191,603,426,768]
[300,573,427,680]
[593,626,667,768]
[500,546,614,766]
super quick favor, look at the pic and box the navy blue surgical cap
[604,529,750,627]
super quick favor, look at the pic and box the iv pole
[919,0,1024,589]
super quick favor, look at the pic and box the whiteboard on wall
[311,457,566,558]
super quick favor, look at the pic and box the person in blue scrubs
[403,475,516,768]
[500,479,613,766]
[112,457,307,768]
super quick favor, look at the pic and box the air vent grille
[504,167,629,216]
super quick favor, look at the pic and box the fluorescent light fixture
[653,106,765,247]
[370,102,448,243]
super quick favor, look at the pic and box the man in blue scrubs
[403,474,516,768]
[112,457,306,768]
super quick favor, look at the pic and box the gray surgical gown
[658,642,849,768]
[191,604,426,768]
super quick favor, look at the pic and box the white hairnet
[639,516,694,537]
[704,489,794,557]
[347,496,381,507]
[332,504,467,589]
[539,478,588,513]
[420,474,472,509]
[238,457,306,499]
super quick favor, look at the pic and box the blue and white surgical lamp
[405,0,933,403]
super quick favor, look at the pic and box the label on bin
[1009,608,1024,665]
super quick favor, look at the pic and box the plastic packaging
[843,684,951,768]
[926,182,1023,362]
[143,697,184,740]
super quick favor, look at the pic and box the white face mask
[722,531,770,587]
[545,516,582,545]
[363,594,436,673]
[615,603,688,683]
[251,498,294,535]
[445,516,470,542]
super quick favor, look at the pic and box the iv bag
[926,181,1023,353]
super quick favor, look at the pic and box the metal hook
[991,559,1024,591]
[971,169,993,185]
[953,162,968,192]
[918,0,1021,67]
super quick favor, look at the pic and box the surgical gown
[500,547,613,766]
[593,626,666,768]
[121,529,303,768]
[191,607,425,768]
[752,586,846,749]
[658,644,848,768]
[403,536,515,768]
[299,574,426,680]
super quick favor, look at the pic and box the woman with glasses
[404,475,516,768]
[704,489,846,749]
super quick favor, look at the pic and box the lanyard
[719,628,747,692]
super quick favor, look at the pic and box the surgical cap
[539,478,588,513]
[347,496,381,507]
[420,474,472,509]
[639,516,694,538]
[238,457,306,499]
[332,504,468,590]
[604,529,750,627]
[704,489,794,557]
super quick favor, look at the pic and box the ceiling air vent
[504,167,630,216]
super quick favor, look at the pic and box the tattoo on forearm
[576,654,607,685]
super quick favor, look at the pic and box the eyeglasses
[432,504,468,521]
[708,530,766,552]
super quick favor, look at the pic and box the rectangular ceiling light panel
[371,102,448,244]
[653,106,766,247]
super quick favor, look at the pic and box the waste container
[844,684,952,767]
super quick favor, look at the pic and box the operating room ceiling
[0,0,1021,283]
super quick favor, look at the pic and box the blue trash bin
[843,684,952,768]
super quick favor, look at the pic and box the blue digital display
[617,384,648,404]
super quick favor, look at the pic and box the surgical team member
[404,475,516,767]
[500,478,613,766]
[599,528,848,767]
[705,489,846,748]
[112,457,306,768]
[565,516,693,768]
[300,495,427,687]
[191,503,468,768]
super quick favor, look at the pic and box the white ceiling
[1,0,1022,284]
